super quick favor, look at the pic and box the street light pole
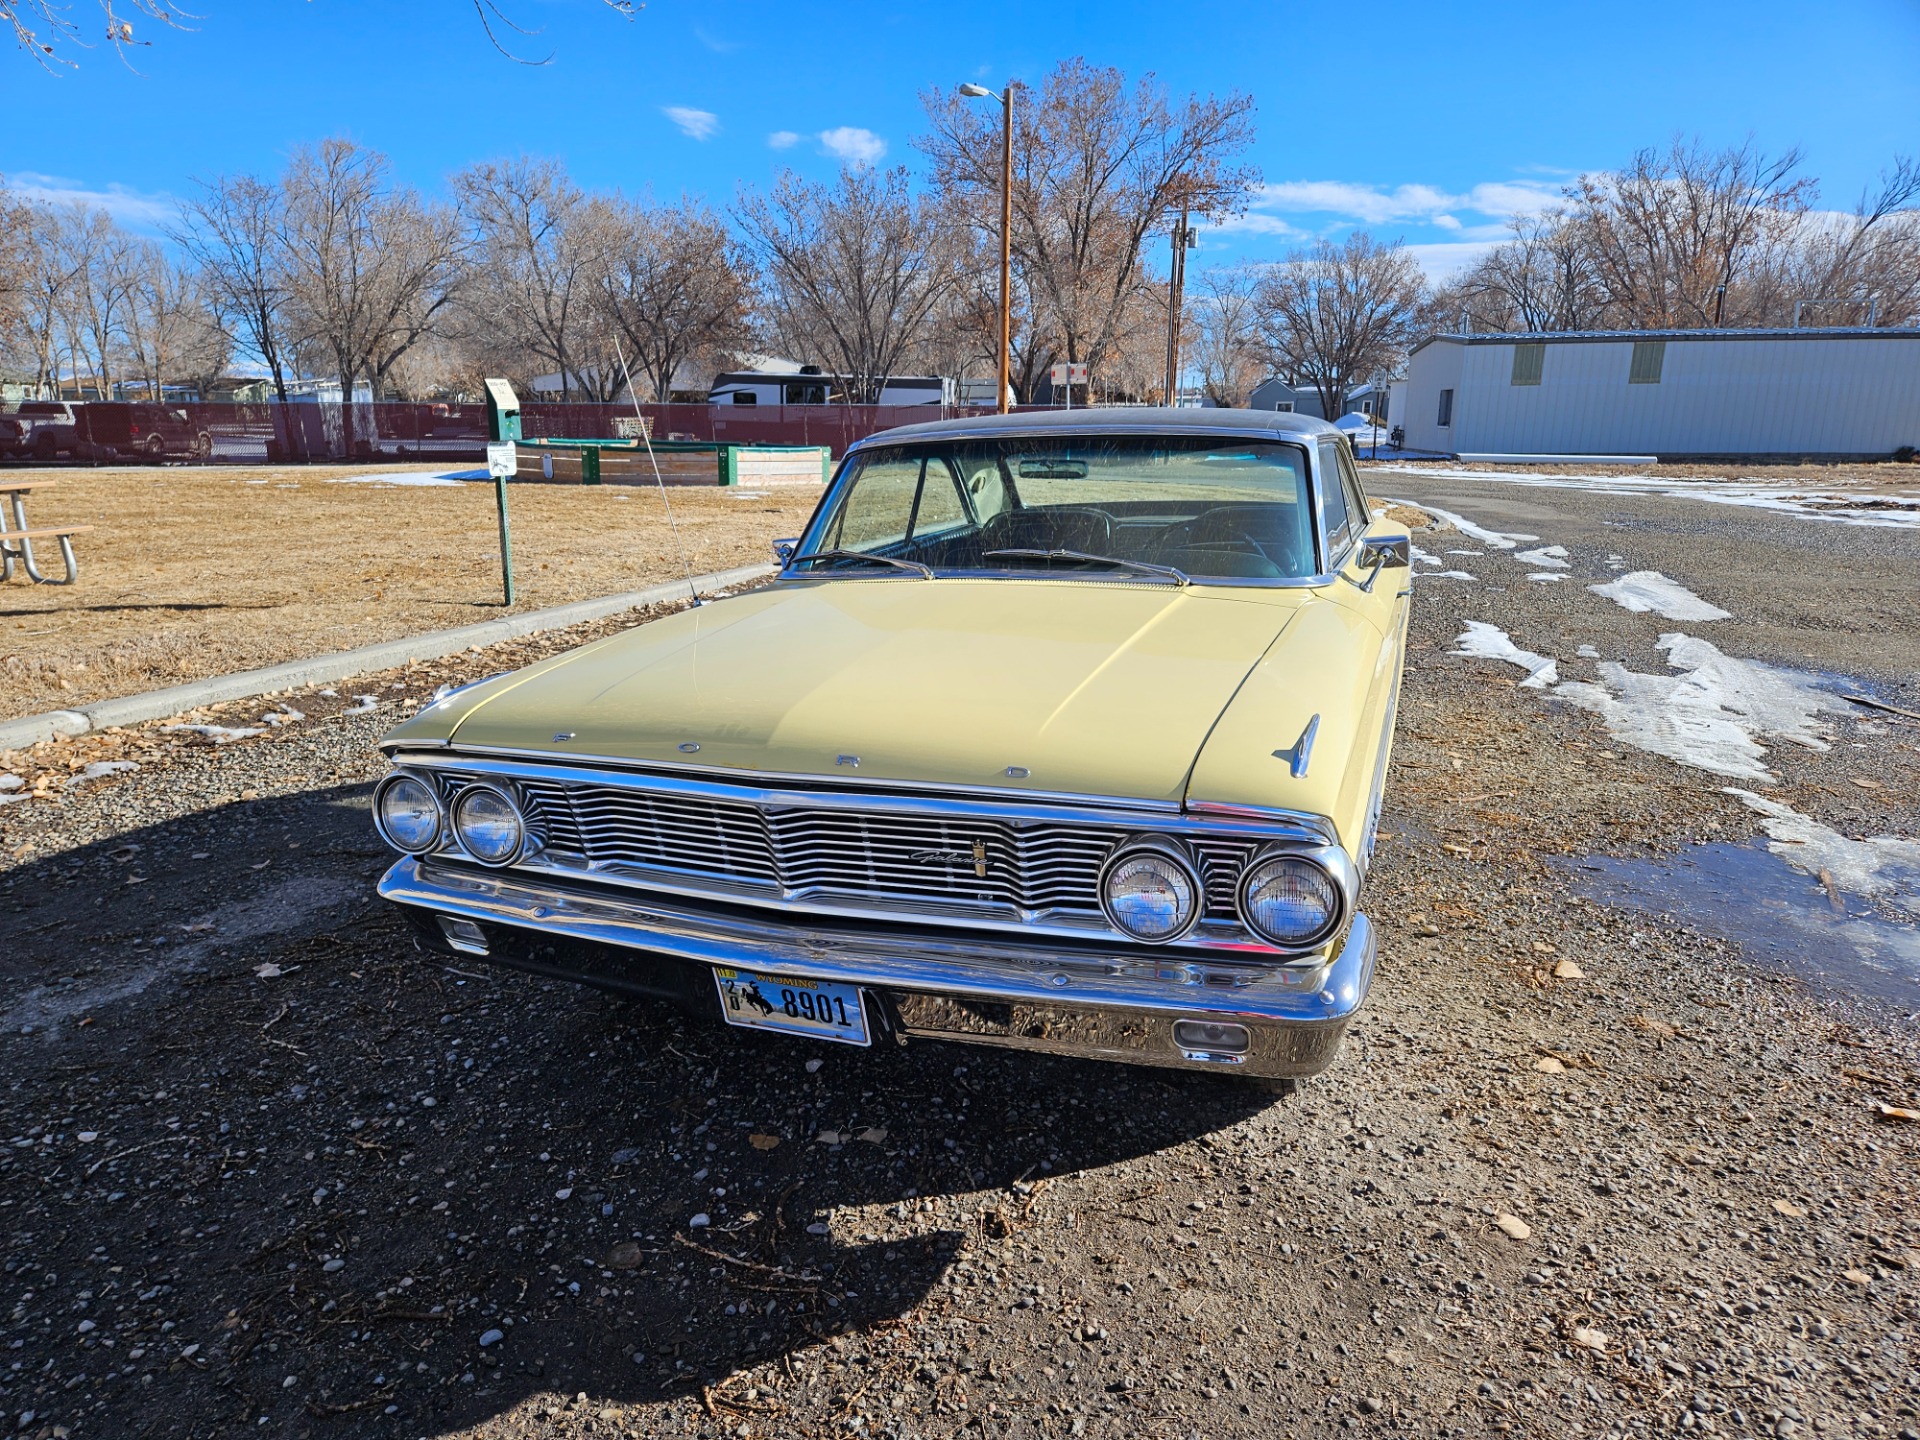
[961,81,1014,413]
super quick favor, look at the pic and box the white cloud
[1207,212,1306,238]
[5,171,175,230]
[1432,213,1462,232]
[818,126,887,169]
[693,25,739,53]
[1403,240,1507,281]
[767,130,801,150]
[1249,177,1564,227]
[662,106,719,141]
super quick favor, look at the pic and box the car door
[1318,437,1411,866]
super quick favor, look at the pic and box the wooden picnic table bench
[1,480,90,585]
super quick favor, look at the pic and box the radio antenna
[613,334,701,608]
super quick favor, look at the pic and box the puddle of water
[1562,842,1920,1009]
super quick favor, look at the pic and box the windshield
[798,435,1319,581]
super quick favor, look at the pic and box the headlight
[452,784,525,866]
[1100,839,1202,943]
[374,773,442,854]
[1238,851,1343,948]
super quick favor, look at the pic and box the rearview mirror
[1358,534,1410,569]
[773,537,799,566]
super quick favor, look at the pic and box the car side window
[1333,443,1371,533]
[1317,442,1353,560]
[910,460,969,539]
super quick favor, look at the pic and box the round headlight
[452,784,524,866]
[1100,840,1201,943]
[1238,853,1342,947]
[374,773,441,854]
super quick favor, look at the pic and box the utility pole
[959,81,1015,413]
[1163,204,1192,406]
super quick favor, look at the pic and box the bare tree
[173,173,299,411]
[1567,137,1813,328]
[278,139,465,454]
[1784,157,1920,328]
[1255,232,1424,423]
[0,180,34,368]
[919,58,1259,390]
[53,204,142,397]
[594,196,751,401]
[734,166,955,404]
[119,243,229,400]
[1187,263,1265,405]
[451,157,607,399]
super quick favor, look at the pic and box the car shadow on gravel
[0,783,1277,1438]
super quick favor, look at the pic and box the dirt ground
[0,469,1916,1440]
[0,466,822,722]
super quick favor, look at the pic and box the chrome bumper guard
[378,856,1377,1079]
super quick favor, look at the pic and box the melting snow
[1376,467,1920,531]
[342,695,381,716]
[1514,545,1569,569]
[1724,789,1920,914]
[164,724,267,744]
[1553,634,1839,781]
[326,469,484,488]
[1418,504,1538,551]
[1409,543,1444,567]
[1429,570,1477,580]
[1527,573,1565,583]
[1576,644,1601,659]
[75,761,138,783]
[1453,621,1558,688]
[1589,571,1732,621]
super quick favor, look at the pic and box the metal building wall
[1399,332,1920,457]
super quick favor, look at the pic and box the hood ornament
[1271,714,1320,779]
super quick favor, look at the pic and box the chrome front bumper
[377,856,1377,1079]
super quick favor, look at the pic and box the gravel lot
[0,477,1916,1440]
[0,465,821,722]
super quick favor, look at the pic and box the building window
[1437,389,1453,427]
[1510,342,1544,386]
[1629,341,1666,384]
[1275,402,1294,413]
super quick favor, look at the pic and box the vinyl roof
[852,405,1341,449]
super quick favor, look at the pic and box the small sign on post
[1049,361,1089,411]
[485,440,516,607]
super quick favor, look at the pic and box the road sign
[1049,362,1089,386]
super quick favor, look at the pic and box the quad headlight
[1237,849,1345,949]
[373,772,442,854]
[1099,838,1202,943]
[451,783,527,866]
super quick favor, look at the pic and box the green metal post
[494,474,515,606]
[581,447,601,485]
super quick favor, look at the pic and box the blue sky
[4,0,1917,281]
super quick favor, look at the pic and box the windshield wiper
[981,548,1190,586]
[791,548,934,578]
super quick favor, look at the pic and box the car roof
[848,405,1342,453]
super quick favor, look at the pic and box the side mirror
[772,537,799,567]
[1358,534,1410,569]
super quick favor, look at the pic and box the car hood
[389,578,1311,804]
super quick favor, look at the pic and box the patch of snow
[1553,633,1841,781]
[164,724,267,744]
[0,792,31,806]
[1408,543,1444,567]
[75,761,138,783]
[1419,504,1538,551]
[261,707,306,727]
[1724,789,1920,912]
[1453,621,1558,688]
[1576,644,1601,659]
[1527,573,1565,583]
[1380,466,1920,531]
[1428,570,1477,580]
[342,695,380,716]
[0,774,20,791]
[1589,571,1732,622]
[1514,545,1569,569]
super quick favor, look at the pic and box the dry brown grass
[0,465,822,721]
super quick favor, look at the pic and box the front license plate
[714,967,871,1047]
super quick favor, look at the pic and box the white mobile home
[1398,328,1920,459]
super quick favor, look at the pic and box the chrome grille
[496,775,1260,921]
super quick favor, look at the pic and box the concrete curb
[0,563,775,753]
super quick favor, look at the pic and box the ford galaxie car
[373,409,1410,1084]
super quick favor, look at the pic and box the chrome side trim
[377,856,1375,1078]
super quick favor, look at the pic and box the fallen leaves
[1843,1268,1873,1286]
[1532,1056,1567,1074]
[748,1133,781,1151]
[1570,1325,1609,1353]
[1494,1214,1532,1241]
[1551,959,1585,980]
[1871,1101,1919,1123]
[1771,1199,1808,1218]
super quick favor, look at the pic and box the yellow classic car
[373,409,1410,1084]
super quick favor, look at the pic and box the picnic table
[0,480,90,585]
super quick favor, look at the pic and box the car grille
[468,775,1257,923]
